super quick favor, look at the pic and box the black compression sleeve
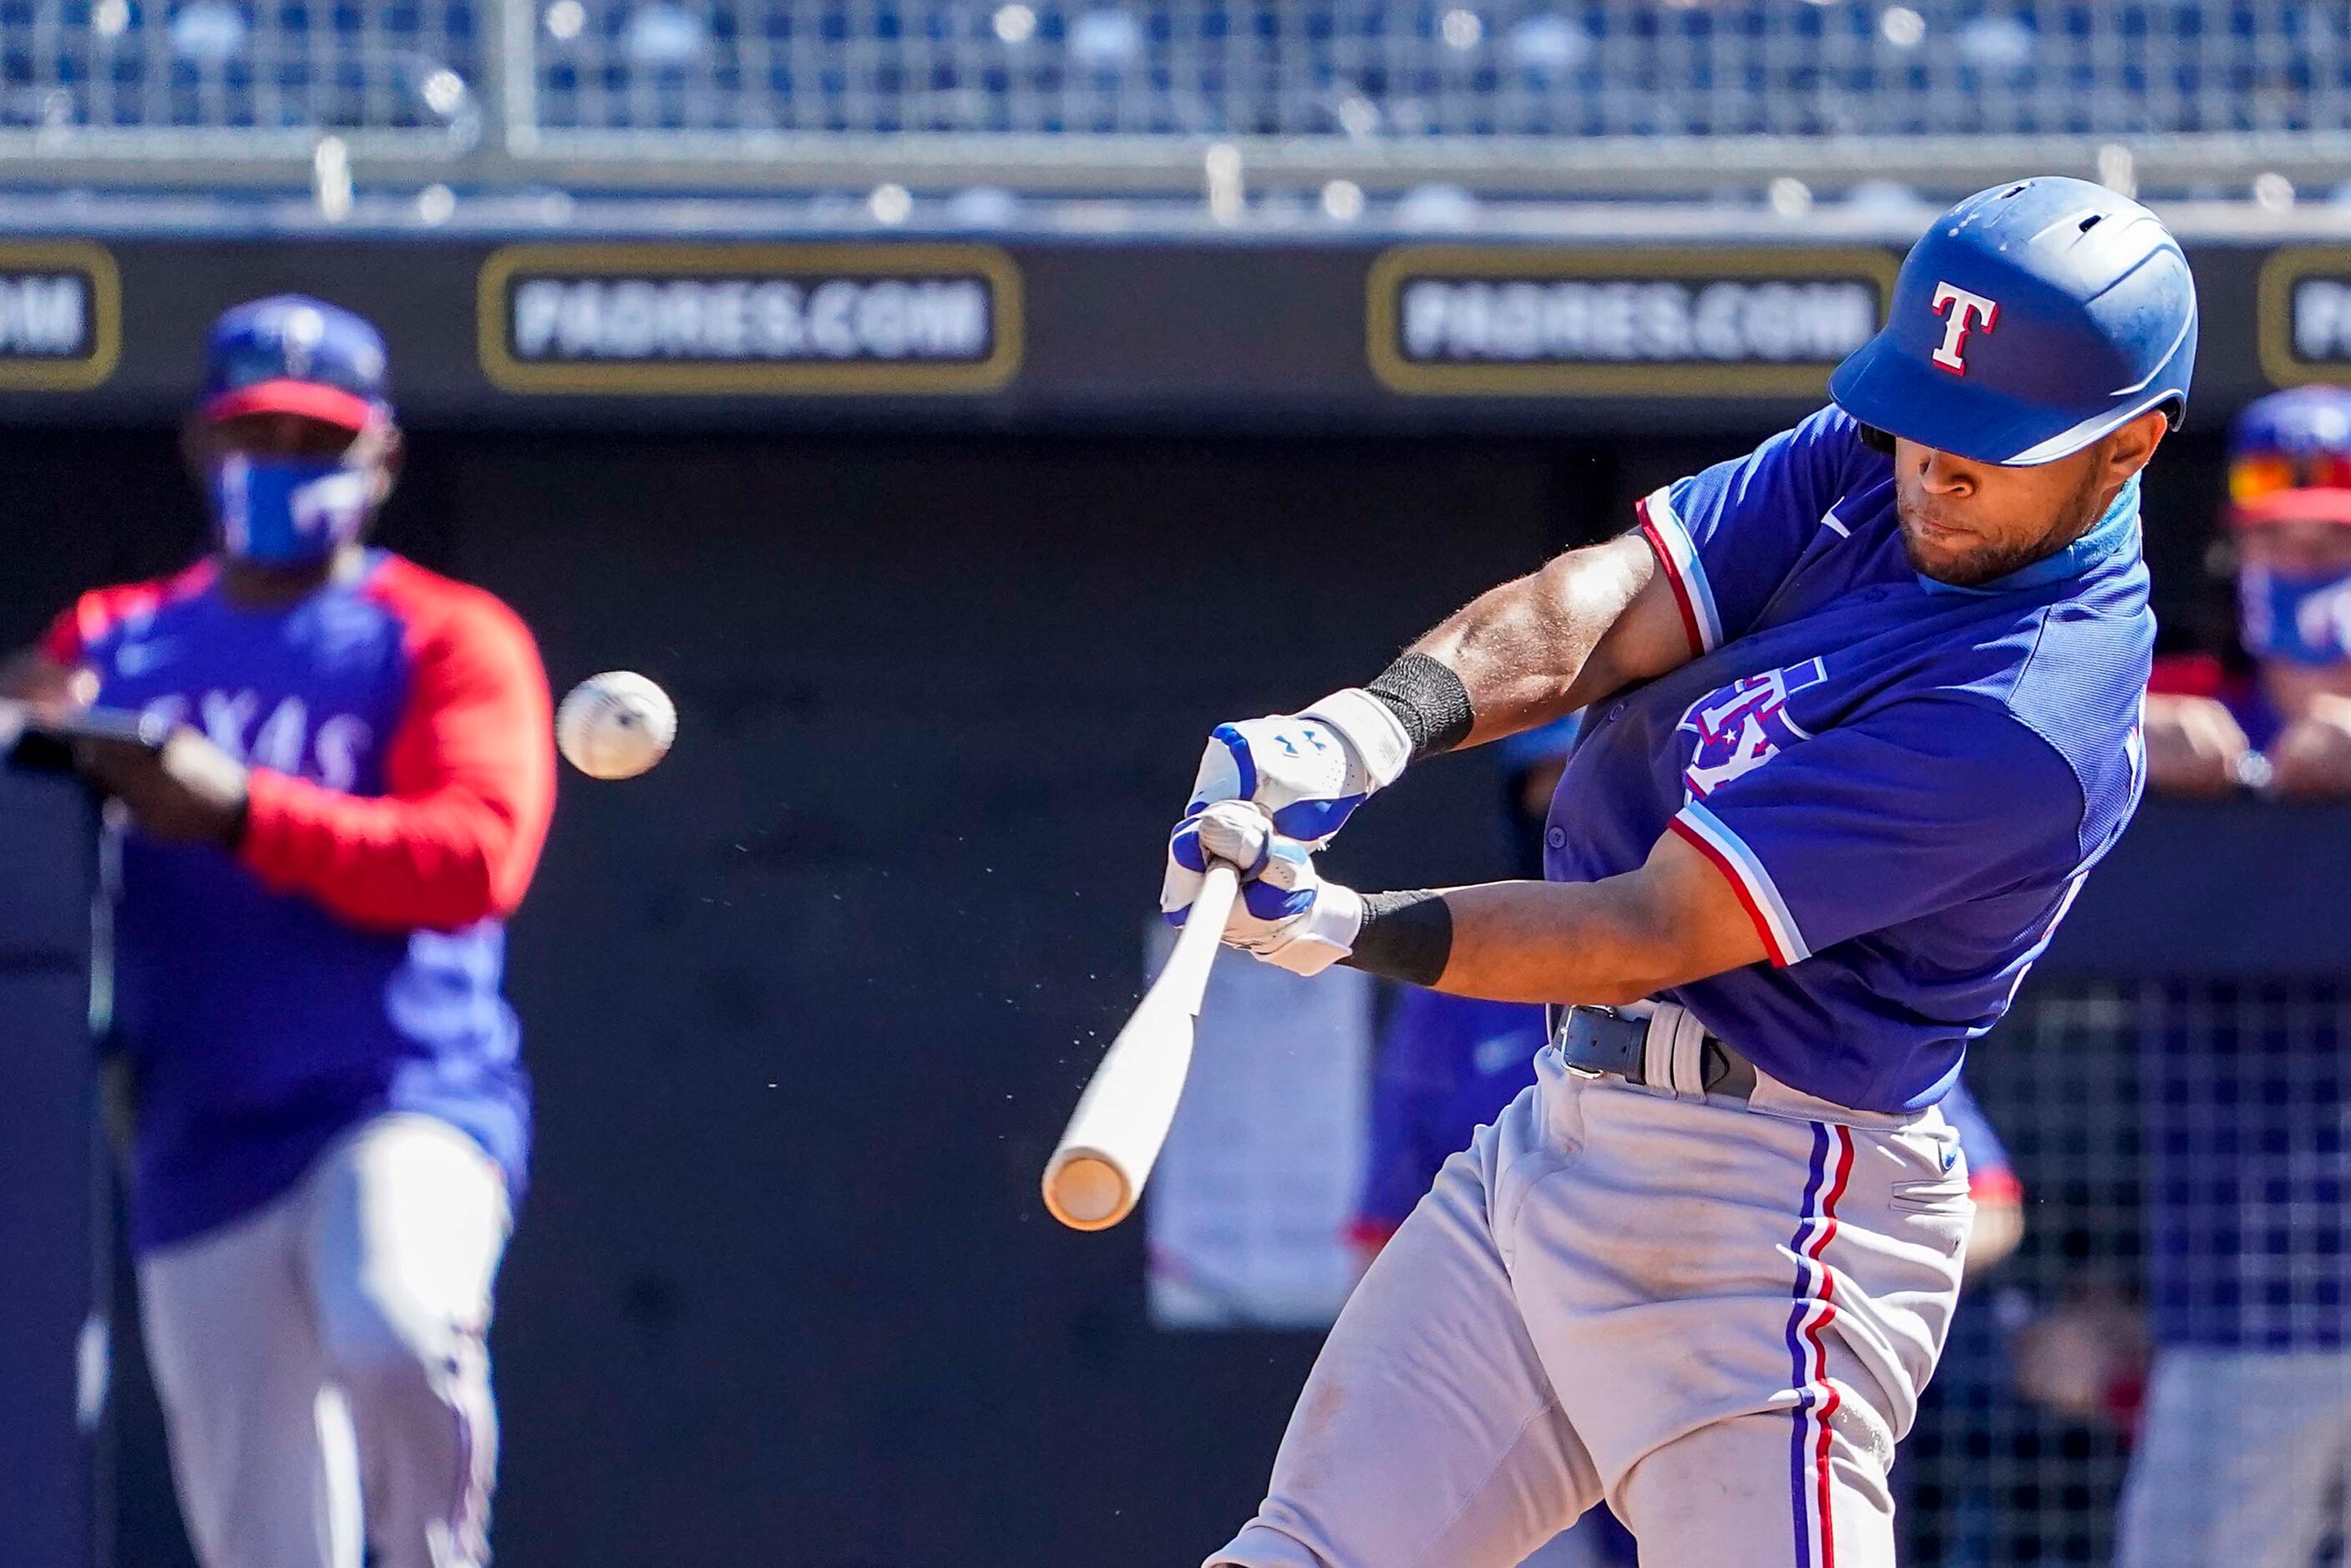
[1366,653,1475,761]
[1341,890,1454,987]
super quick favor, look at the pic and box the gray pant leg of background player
[2113,1348,2351,1568]
[140,1114,510,1568]
[139,1191,362,1568]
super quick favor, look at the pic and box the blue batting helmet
[1829,176,2197,467]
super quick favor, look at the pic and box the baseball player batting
[1158,176,2194,1566]
[0,296,554,1568]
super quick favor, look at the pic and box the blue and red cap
[1831,176,2197,467]
[200,295,390,431]
[2227,386,2351,528]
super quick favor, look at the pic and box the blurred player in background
[2109,385,2351,1565]
[0,296,555,1568]
[2143,386,2351,800]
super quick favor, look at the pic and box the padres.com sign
[0,240,119,391]
[2258,247,2351,387]
[1368,245,1898,397]
[477,243,1023,396]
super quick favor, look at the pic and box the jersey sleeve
[38,574,200,665]
[238,582,556,933]
[1667,695,2088,965]
[38,603,85,665]
[1639,405,1861,658]
[2146,651,2228,699]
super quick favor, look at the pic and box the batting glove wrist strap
[1299,685,1414,797]
[1363,653,1475,762]
[1259,881,1362,978]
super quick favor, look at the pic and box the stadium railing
[2,2,2348,198]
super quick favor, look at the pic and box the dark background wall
[0,417,2240,1567]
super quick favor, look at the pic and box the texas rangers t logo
[1929,282,1999,374]
[1679,658,1827,800]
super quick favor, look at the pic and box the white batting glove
[1183,690,1411,843]
[1162,801,1364,977]
[1156,689,1408,917]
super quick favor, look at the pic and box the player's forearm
[1341,830,1770,1002]
[241,772,545,932]
[1393,534,1668,751]
[0,647,77,703]
[1345,876,1700,1009]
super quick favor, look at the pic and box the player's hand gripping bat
[1041,859,1239,1232]
[0,699,170,774]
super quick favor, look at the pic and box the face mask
[2238,562,2351,666]
[207,449,374,566]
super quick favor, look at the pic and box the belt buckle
[1556,1004,1614,1080]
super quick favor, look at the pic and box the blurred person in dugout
[2142,385,2351,799]
[2089,384,2351,1565]
[0,296,555,1568]
[1347,721,2024,1568]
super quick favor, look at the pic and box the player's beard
[1898,459,2112,589]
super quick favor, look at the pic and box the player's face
[1891,417,2165,588]
[197,411,367,463]
[2237,518,2351,578]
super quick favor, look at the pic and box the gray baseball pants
[137,1113,509,1568]
[1212,1045,1970,1568]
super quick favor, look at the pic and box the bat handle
[1155,858,1241,1012]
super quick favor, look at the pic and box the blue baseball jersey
[1546,406,2152,1113]
[47,553,555,1252]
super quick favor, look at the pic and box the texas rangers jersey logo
[1678,658,1827,800]
[1930,281,1999,374]
[134,687,374,792]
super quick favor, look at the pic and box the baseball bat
[1041,861,1239,1232]
[1,701,170,775]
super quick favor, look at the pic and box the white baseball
[556,671,676,781]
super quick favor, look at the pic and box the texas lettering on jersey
[136,689,373,791]
[1676,657,1828,800]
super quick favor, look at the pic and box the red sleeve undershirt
[38,606,82,665]
[1968,1166,2024,1205]
[40,570,210,665]
[2146,650,2229,700]
[236,561,556,933]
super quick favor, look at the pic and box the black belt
[1550,1004,1758,1101]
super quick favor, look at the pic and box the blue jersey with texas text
[49,554,543,1253]
[1546,407,2152,1112]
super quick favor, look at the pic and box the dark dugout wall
[0,424,1566,1568]
[0,419,2234,1568]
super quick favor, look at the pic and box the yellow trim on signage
[0,239,120,392]
[476,242,1024,396]
[2257,247,2351,389]
[1366,245,1900,398]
